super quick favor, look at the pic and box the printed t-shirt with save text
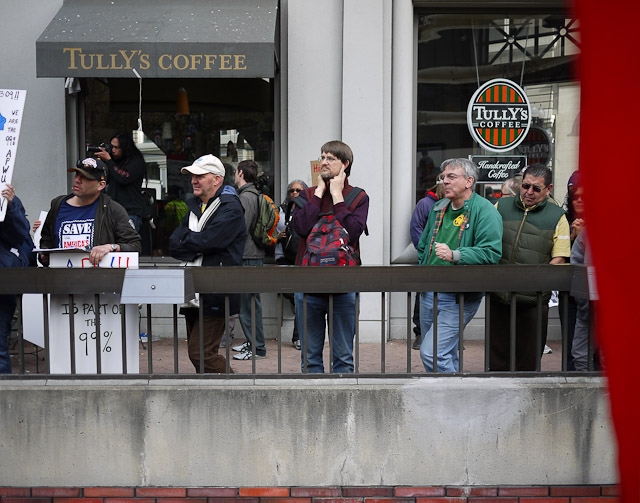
[54,199,99,249]
[427,205,466,266]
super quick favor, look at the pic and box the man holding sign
[39,157,141,266]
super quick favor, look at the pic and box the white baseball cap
[181,154,225,177]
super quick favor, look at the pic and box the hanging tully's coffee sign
[514,126,552,167]
[467,79,531,153]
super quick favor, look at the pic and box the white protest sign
[48,250,139,269]
[0,89,27,221]
[48,296,139,374]
[45,250,140,374]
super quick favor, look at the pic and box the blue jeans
[419,292,481,373]
[129,214,143,233]
[294,292,356,373]
[0,294,17,374]
[239,258,266,356]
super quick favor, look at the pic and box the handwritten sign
[47,251,139,269]
[310,160,322,186]
[46,250,140,374]
[49,296,139,374]
[0,89,27,221]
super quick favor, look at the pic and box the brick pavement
[137,338,563,375]
[13,337,563,375]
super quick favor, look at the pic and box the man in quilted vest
[291,140,369,373]
[489,164,570,371]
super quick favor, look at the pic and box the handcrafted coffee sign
[472,155,527,182]
[467,79,531,153]
[514,126,552,167]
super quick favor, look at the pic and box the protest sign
[0,89,27,221]
[310,159,322,186]
[44,251,140,374]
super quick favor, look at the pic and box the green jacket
[417,192,503,266]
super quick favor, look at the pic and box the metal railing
[0,264,598,378]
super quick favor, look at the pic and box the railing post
[120,303,127,374]
[484,293,491,372]
[406,292,412,373]
[94,294,102,375]
[173,304,179,374]
[458,293,464,374]
[147,304,153,374]
[432,292,438,374]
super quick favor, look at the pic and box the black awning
[36,0,278,78]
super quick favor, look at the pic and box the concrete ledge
[0,377,614,487]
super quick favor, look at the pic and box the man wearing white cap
[169,154,246,373]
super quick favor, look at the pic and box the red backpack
[298,187,367,266]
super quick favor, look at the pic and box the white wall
[0,0,67,224]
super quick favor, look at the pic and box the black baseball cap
[69,157,107,181]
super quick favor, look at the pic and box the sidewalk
[13,337,563,375]
[137,338,564,375]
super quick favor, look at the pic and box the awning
[36,0,278,78]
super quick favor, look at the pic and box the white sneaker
[543,344,553,354]
[232,342,250,353]
[233,350,266,360]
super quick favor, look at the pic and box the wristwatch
[110,244,118,252]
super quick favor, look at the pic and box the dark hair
[237,160,258,184]
[524,164,552,187]
[321,140,353,176]
[111,131,142,160]
[566,174,583,224]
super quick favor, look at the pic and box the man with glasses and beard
[489,164,571,371]
[291,140,369,374]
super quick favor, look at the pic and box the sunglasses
[521,182,545,193]
[289,188,303,194]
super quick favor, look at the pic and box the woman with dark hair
[275,179,308,349]
[560,170,587,370]
[96,131,148,232]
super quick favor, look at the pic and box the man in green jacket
[489,164,570,371]
[417,158,502,372]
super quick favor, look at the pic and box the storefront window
[415,13,580,202]
[83,77,274,256]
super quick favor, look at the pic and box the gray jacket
[237,183,265,259]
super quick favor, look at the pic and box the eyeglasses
[521,182,545,193]
[288,188,302,194]
[319,155,338,163]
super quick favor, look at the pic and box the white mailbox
[120,268,195,304]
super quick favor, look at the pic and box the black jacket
[0,196,33,268]
[40,192,142,253]
[169,185,246,316]
[105,153,149,217]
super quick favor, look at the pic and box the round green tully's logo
[467,78,531,153]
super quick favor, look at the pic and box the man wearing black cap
[39,157,142,266]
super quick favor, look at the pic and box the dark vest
[495,196,566,304]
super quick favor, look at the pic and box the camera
[86,142,112,155]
